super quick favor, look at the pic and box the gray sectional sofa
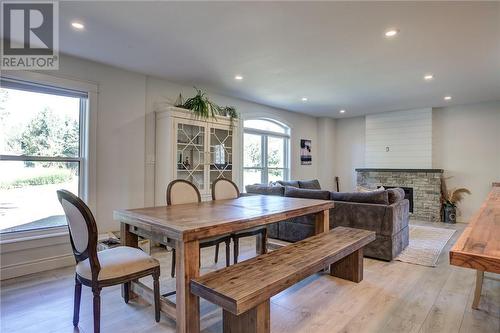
[245,180,409,261]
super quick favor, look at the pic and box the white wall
[317,118,337,189]
[433,101,500,222]
[334,116,366,192]
[365,108,432,168]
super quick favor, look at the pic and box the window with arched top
[243,118,290,188]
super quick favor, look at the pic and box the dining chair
[211,178,267,263]
[57,190,160,333]
[167,180,231,278]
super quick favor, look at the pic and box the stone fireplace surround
[356,168,443,222]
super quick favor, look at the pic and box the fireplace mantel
[355,168,443,173]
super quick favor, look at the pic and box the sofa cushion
[284,186,330,200]
[298,179,321,190]
[330,190,389,205]
[245,184,284,196]
[387,188,405,204]
[276,180,300,188]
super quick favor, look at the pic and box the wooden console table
[114,195,333,333]
[449,183,500,309]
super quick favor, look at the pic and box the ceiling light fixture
[71,21,85,30]
[339,109,346,114]
[444,96,452,101]
[301,97,308,102]
[424,74,434,81]
[234,75,243,80]
[384,29,399,37]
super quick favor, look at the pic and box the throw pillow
[357,185,385,192]
[298,179,321,190]
[276,180,300,188]
[330,190,389,205]
[284,186,330,200]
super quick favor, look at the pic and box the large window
[243,118,290,188]
[0,78,88,234]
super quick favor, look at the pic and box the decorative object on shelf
[440,177,471,223]
[183,156,191,170]
[176,88,239,125]
[219,106,239,127]
[174,93,184,108]
[300,139,312,165]
[182,88,221,119]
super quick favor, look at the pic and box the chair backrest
[166,179,201,205]
[57,190,100,279]
[212,178,240,200]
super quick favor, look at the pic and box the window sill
[0,226,69,253]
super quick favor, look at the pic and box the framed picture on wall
[300,139,312,165]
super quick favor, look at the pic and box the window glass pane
[243,133,262,167]
[0,87,80,157]
[268,169,284,183]
[268,136,284,168]
[0,160,79,233]
[243,169,262,188]
[244,119,286,134]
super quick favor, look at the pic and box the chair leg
[123,282,130,304]
[171,249,176,278]
[153,269,161,322]
[92,287,102,333]
[214,243,220,263]
[225,239,231,267]
[233,237,239,264]
[73,276,82,327]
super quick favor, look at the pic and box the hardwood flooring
[1,221,498,333]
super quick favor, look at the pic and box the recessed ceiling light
[424,74,434,81]
[301,97,308,102]
[71,21,85,30]
[444,96,452,101]
[339,109,346,114]
[234,75,243,80]
[384,29,399,37]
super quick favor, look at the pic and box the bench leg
[472,270,484,309]
[330,248,364,283]
[223,300,270,333]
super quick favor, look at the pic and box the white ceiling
[58,1,500,118]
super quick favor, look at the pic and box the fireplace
[380,186,414,213]
[356,168,443,221]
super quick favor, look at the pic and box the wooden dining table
[113,195,334,333]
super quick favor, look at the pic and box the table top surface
[114,195,334,242]
[450,186,500,273]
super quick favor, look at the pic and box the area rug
[395,224,456,267]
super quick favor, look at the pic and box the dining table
[113,194,334,333]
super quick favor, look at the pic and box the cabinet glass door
[209,126,233,188]
[176,122,206,191]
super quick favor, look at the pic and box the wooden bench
[191,226,376,333]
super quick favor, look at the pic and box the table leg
[176,239,200,333]
[472,270,484,309]
[120,222,138,301]
[314,209,330,234]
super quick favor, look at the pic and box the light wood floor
[1,221,499,333]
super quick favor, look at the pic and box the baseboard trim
[1,253,74,281]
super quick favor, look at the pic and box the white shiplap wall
[365,108,432,168]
